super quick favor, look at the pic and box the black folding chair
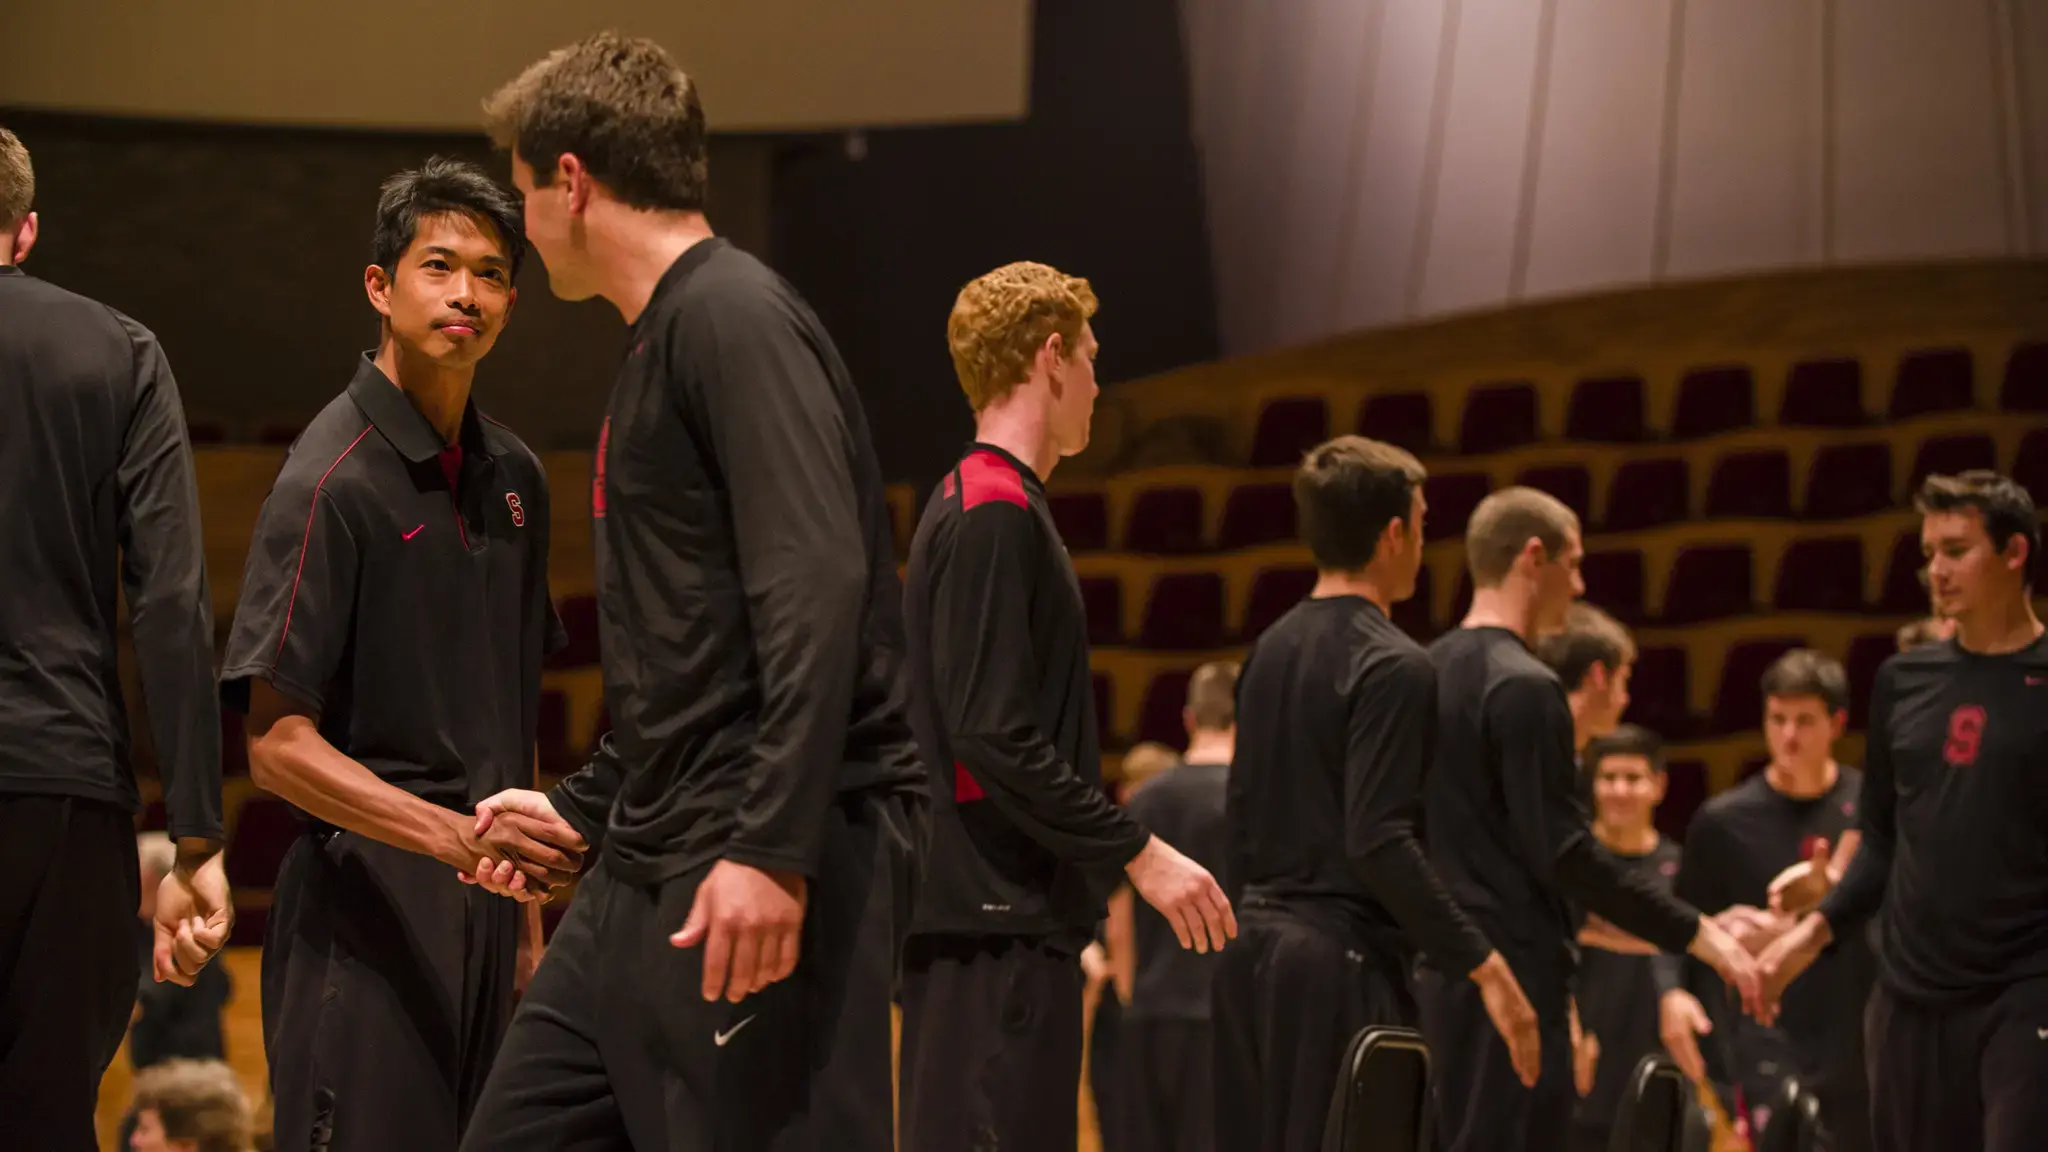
[1321,1025,1432,1152]
[1756,1078,1830,1152]
[1608,1054,1712,1152]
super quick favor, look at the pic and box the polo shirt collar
[346,352,500,463]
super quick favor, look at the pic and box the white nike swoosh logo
[714,1015,756,1047]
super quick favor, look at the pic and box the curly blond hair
[947,262,1098,412]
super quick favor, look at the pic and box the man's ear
[9,211,38,265]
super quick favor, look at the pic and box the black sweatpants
[1121,1017,1213,1152]
[1865,977,2048,1152]
[263,826,518,1152]
[0,795,139,1152]
[1417,960,1574,1152]
[460,790,921,1152]
[1211,905,1417,1152]
[899,933,1088,1152]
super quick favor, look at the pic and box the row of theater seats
[1244,341,2045,466]
[1046,419,2042,554]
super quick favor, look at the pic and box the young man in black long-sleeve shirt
[459,36,927,1152]
[1421,487,1761,1152]
[0,126,230,1152]
[899,262,1234,1152]
[1218,436,1541,1152]
[1762,471,2048,1151]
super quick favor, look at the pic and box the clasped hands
[453,788,589,903]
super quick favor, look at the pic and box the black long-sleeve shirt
[1228,596,1493,977]
[1425,627,1698,1010]
[0,266,221,840]
[904,443,1149,939]
[546,239,922,883]
[1819,634,2048,1002]
[1126,759,1229,1019]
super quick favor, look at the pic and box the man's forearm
[250,725,462,865]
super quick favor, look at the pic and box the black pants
[1121,1017,1212,1152]
[1212,905,1416,1152]
[461,791,920,1152]
[899,932,1087,1152]
[1417,961,1574,1152]
[0,795,139,1152]
[1866,977,2048,1152]
[1091,989,1127,1152]
[263,827,519,1152]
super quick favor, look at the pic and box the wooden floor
[96,947,1108,1152]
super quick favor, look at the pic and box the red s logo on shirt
[1943,705,1986,767]
[505,492,526,527]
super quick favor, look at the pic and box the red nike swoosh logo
[403,524,425,541]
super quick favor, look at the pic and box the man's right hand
[1657,988,1713,1082]
[456,789,588,900]
[154,843,233,986]
[1123,835,1236,953]
[1687,914,1764,1019]
[1755,912,1833,1025]
[1470,951,1541,1088]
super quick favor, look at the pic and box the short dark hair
[1759,648,1850,713]
[1916,470,2040,584]
[1293,434,1427,571]
[1536,603,1636,691]
[1186,660,1240,731]
[372,157,526,280]
[484,31,710,212]
[1584,723,1664,775]
[1465,487,1579,587]
[0,127,31,224]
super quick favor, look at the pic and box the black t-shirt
[904,443,1148,939]
[1821,634,2048,1002]
[1673,769,1873,1094]
[1425,627,1698,1017]
[221,356,562,811]
[1575,836,1682,1135]
[1126,760,1229,1019]
[1229,597,1491,975]
[546,239,923,884]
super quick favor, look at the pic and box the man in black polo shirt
[460,35,927,1152]
[899,262,1234,1152]
[1420,488,1761,1152]
[220,159,583,1152]
[1219,436,1539,1152]
[1761,471,2048,1151]
[0,124,230,1152]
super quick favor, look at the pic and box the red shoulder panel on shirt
[959,450,1028,511]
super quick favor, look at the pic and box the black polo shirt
[220,355,562,812]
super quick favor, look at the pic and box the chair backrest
[1321,1025,1432,1152]
[1608,1054,1694,1152]
[1756,1078,1828,1152]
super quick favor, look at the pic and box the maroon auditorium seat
[1803,443,1894,520]
[1125,487,1207,554]
[1712,638,1806,735]
[1779,358,1865,427]
[1242,566,1317,641]
[1580,549,1648,625]
[1671,365,1756,439]
[1249,396,1331,467]
[1888,347,1975,419]
[1704,450,1793,519]
[1657,759,1708,841]
[1217,483,1298,550]
[1458,382,1541,455]
[547,594,601,669]
[1514,465,1593,524]
[1136,573,1226,650]
[1877,531,1929,615]
[1565,375,1648,443]
[1999,342,2048,411]
[1773,536,1864,613]
[1603,459,1690,531]
[1048,492,1111,552]
[1908,434,1997,492]
[1626,646,1695,741]
[1138,670,1194,747]
[1662,545,1754,624]
[1357,392,1434,454]
[1844,632,1896,731]
[226,796,301,889]
[1390,562,1434,640]
[1093,673,1115,744]
[2013,428,2048,507]
[1423,473,1492,542]
[1079,575,1124,647]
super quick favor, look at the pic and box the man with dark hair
[220,157,584,1151]
[1762,471,2048,1151]
[1568,725,1680,1152]
[1218,436,1540,1152]
[1535,603,1635,756]
[1422,487,1759,1152]
[0,124,230,1152]
[461,35,930,1152]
